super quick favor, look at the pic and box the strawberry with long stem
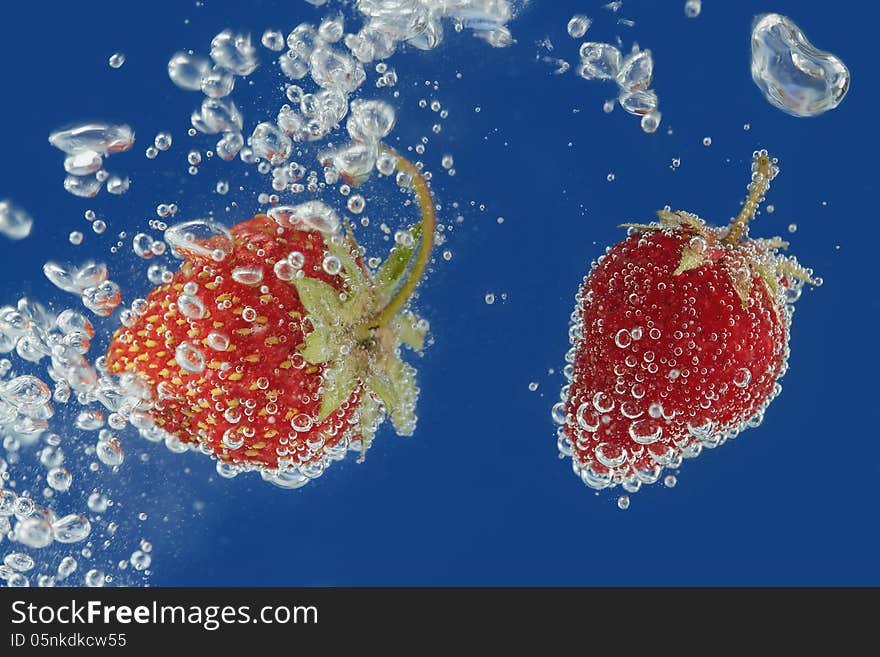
[107,147,436,481]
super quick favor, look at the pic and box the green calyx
[619,150,819,310]
[292,146,434,441]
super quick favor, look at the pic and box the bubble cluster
[48,124,135,198]
[571,32,661,132]
[2,0,516,587]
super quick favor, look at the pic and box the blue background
[1,0,877,586]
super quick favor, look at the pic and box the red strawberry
[106,149,434,488]
[556,150,818,499]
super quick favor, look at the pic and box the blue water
[1,0,877,586]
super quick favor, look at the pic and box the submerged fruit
[555,150,819,496]
[107,149,435,488]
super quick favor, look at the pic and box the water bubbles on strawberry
[174,342,206,374]
[558,151,819,500]
[231,266,263,286]
[733,367,752,388]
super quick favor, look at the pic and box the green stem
[723,150,777,245]
[365,145,436,330]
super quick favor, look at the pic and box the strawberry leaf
[779,258,819,285]
[300,327,334,364]
[752,262,780,298]
[656,208,679,226]
[673,211,705,231]
[728,265,753,308]
[317,357,358,421]
[326,236,365,291]
[294,277,344,326]
[366,356,417,436]
[673,244,706,276]
[394,310,426,351]
[619,223,657,232]
[374,223,423,302]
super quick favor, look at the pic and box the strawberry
[555,150,819,498]
[106,149,434,488]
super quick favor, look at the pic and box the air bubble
[322,255,342,276]
[733,367,752,388]
[567,15,592,38]
[751,14,849,117]
[231,267,264,286]
[175,342,205,373]
[684,0,701,18]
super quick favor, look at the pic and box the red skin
[564,229,788,483]
[106,215,360,471]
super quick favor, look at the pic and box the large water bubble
[751,13,849,117]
